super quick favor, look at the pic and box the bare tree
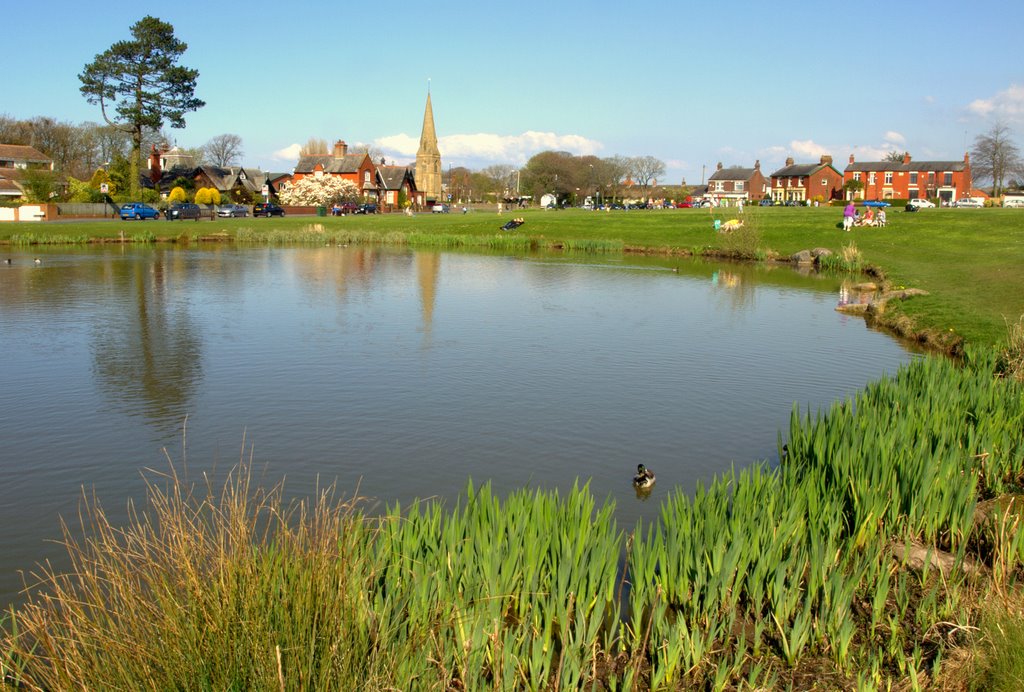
[204,133,243,167]
[971,122,1022,197]
[628,155,666,197]
[300,137,329,156]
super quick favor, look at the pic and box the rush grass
[3,348,1023,689]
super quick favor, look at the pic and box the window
[735,181,744,191]
[943,172,952,185]
[884,172,893,185]
[910,172,918,184]
[821,178,828,187]
[928,172,935,183]
[798,177,804,187]
[364,171,371,184]
[853,173,861,182]
[868,173,876,185]
[714,181,723,191]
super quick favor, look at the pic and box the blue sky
[6,1,1023,184]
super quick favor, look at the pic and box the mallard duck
[632,463,656,490]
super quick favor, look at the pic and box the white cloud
[789,139,830,158]
[374,130,603,165]
[883,131,906,144]
[272,143,302,161]
[967,83,1024,122]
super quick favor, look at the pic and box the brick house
[290,140,380,202]
[843,152,972,204]
[375,163,418,211]
[0,144,54,199]
[769,155,843,203]
[706,161,768,203]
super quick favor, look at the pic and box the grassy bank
[2,349,1022,689]
[3,206,1022,345]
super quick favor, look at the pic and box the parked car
[907,198,935,209]
[675,201,693,208]
[331,202,358,215]
[354,203,378,214]
[954,198,983,208]
[167,203,203,220]
[119,202,160,220]
[1003,197,1024,208]
[253,203,285,217]
[216,204,248,218]
[432,204,450,213]
[759,198,774,206]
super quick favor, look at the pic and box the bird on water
[632,463,656,490]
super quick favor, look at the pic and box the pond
[0,244,915,606]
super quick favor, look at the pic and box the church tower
[415,89,442,203]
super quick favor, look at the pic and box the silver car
[217,204,249,218]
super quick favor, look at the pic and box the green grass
[4,206,1023,344]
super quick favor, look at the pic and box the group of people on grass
[843,202,886,231]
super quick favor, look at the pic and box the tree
[205,134,243,167]
[628,156,666,197]
[971,122,1023,197]
[278,176,358,206]
[168,186,187,202]
[300,138,329,156]
[843,179,864,200]
[884,151,908,162]
[195,187,220,205]
[79,16,204,198]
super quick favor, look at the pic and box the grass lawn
[3,205,1023,345]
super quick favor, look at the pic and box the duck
[632,463,656,490]
[33,258,41,265]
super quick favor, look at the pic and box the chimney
[785,157,794,167]
[849,154,855,165]
[716,162,723,171]
[754,160,760,170]
[820,155,833,166]
[333,140,348,157]
[149,145,161,184]
[902,153,911,165]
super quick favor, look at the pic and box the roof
[770,163,840,177]
[0,144,51,163]
[377,165,414,190]
[708,167,757,181]
[846,160,967,173]
[0,175,22,196]
[294,153,369,175]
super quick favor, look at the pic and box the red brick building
[706,160,768,203]
[769,155,843,203]
[843,152,972,204]
[290,140,380,201]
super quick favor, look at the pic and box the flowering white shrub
[279,176,359,206]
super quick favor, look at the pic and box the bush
[168,186,187,203]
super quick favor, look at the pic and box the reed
[2,349,1023,688]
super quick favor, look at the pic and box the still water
[0,244,914,605]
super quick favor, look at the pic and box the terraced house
[769,155,843,203]
[843,152,972,204]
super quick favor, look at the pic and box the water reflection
[91,256,202,432]
[0,244,917,608]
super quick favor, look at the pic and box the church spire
[415,88,442,202]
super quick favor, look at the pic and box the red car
[676,201,693,208]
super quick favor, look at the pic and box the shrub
[168,186,187,203]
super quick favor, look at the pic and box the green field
[4,205,1023,345]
